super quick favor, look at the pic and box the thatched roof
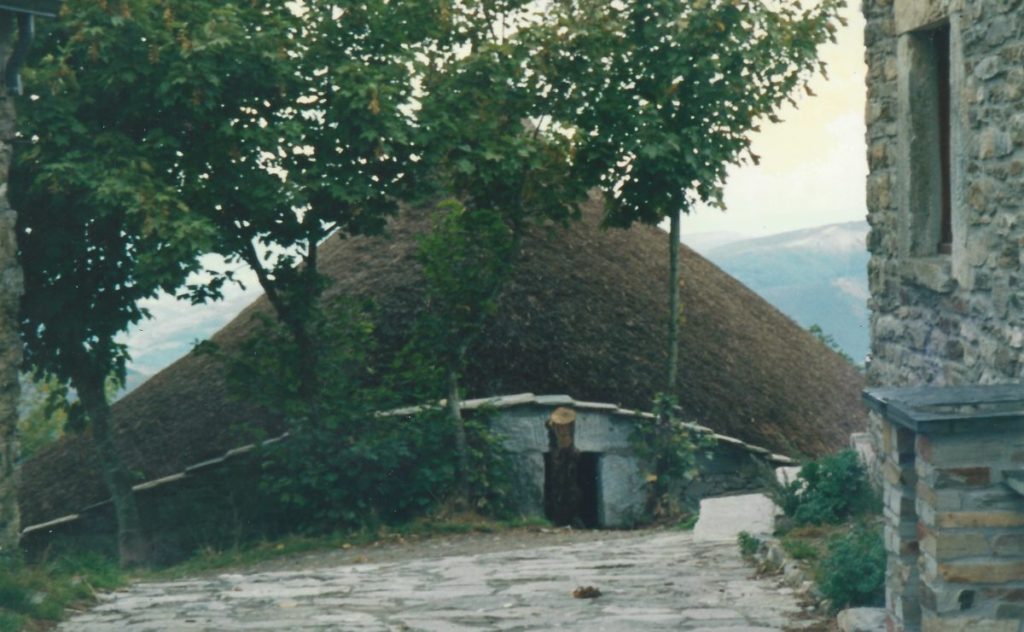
[19,198,867,526]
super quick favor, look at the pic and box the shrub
[737,531,761,558]
[223,299,513,533]
[0,552,124,630]
[632,394,713,519]
[816,524,885,611]
[773,450,877,526]
[781,537,819,561]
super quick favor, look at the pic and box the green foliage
[546,0,845,224]
[773,450,877,526]
[737,531,761,558]
[540,0,844,389]
[781,537,820,561]
[808,324,857,367]
[816,524,886,612]
[221,300,513,532]
[0,552,124,630]
[416,202,517,369]
[16,374,68,459]
[631,394,711,519]
[675,514,699,531]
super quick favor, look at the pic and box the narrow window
[934,24,952,255]
[904,21,953,257]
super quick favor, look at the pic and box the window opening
[934,24,952,255]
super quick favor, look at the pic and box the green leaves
[545,0,844,224]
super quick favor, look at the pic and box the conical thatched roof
[19,198,867,526]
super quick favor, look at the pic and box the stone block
[505,452,545,519]
[935,467,991,488]
[919,527,991,560]
[596,454,645,528]
[992,533,1024,557]
[938,560,1024,583]
[937,511,1024,529]
[573,412,633,452]
[838,607,888,632]
[490,407,549,453]
[921,614,1018,632]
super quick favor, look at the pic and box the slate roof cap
[863,384,1024,433]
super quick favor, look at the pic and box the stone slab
[693,493,778,541]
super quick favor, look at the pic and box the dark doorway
[544,452,600,528]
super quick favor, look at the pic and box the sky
[682,2,868,240]
[120,4,870,379]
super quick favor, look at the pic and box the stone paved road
[62,531,821,631]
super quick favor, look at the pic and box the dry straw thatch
[19,198,866,526]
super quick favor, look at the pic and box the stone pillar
[867,386,1024,632]
[881,416,922,631]
[0,17,22,557]
[916,430,1024,629]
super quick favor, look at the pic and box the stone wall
[0,43,21,554]
[865,3,1024,628]
[866,0,1024,389]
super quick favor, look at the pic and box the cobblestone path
[62,530,821,631]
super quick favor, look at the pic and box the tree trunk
[77,374,148,567]
[292,325,322,426]
[544,407,580,526]
[667,210,681,393]
[0,33,21,559]
[448,365,470,507]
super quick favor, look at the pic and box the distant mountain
[688,221,870,364]
[679,230,751,253]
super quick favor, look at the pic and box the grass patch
[675,514,699,531]
[780,536,819,561]
[0,552,126,632]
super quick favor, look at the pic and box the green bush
[0,552,124,630]
[737,531,761,558]
[774,450,876,526]
[224,300,513,533]
[631,394,713,519]
[816,524,885,611]
[781,537,819,561]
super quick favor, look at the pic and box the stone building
[864,0,1024,629]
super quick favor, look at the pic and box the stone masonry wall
[914,426,1024,627]
[865,2,1024,629]
[866,0,1024,389]
[0,75,21,553]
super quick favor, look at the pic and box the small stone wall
[866,385,1024,632]
[19,393,795,560]
[477,394,795,528]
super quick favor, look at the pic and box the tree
[13,0,448,557]
[415,203,515,503]
[544,0,844,392]
[411,2,588,503]
[173,0,446,424]
[11,0,273,565]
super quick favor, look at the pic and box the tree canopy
[11,0,847,556]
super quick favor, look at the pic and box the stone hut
[19,200,867,534]
[864,1,1024,629]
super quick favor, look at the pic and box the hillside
[19,199,867,527]
[692,221,870,364]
